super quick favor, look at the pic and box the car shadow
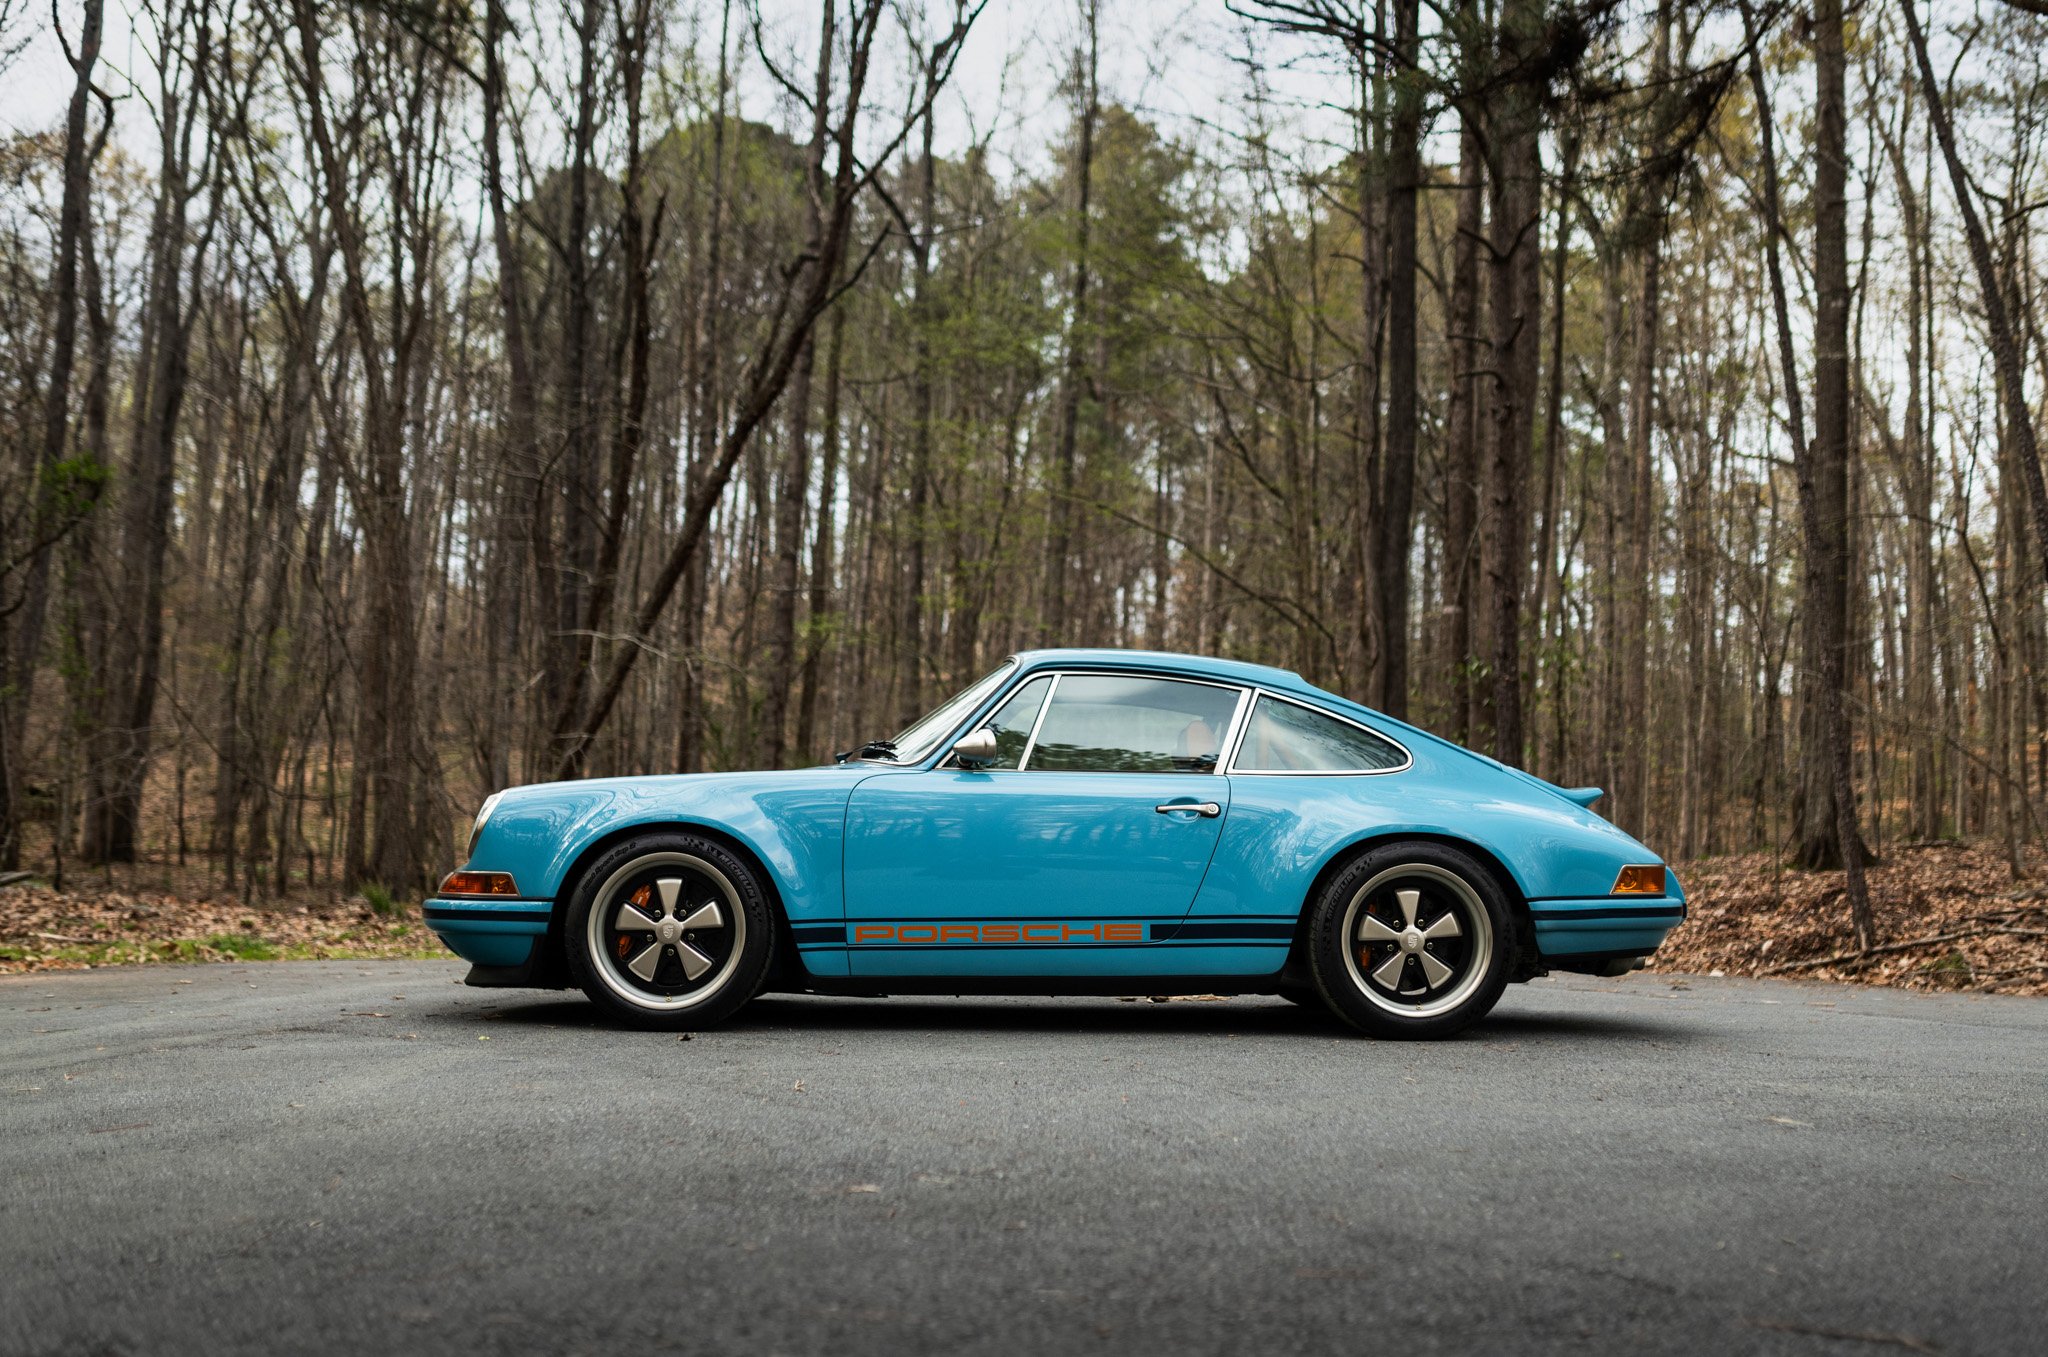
[734,995,1336,1037]
[472,992,1695,1044]
[1465,1009,1698,1043]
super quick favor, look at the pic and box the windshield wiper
[835,738,899,763]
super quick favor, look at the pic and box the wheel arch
[547,819,802,981]
[1282,831,1538,981]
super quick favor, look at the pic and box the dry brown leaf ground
[0,877,446,974]
[5,841,2046,996]
[1654,841,2048,997]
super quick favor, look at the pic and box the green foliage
[362,884,400,917]
[179,934,280,962]
[38,454,109,521]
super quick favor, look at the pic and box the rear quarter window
[1232,695,1406,773]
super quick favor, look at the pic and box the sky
[0,0,1358,185]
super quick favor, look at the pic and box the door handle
[1155,801,1222,818]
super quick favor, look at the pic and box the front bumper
[1529,895,1685,971]
[422,898,552,973]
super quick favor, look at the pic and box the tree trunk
[1373,0,1422,719]
[794,300,848,762]
[1443,73,1484,745]
[1040,0,1097,645]
[1799,0,1874,947]
[3,0,104,869]
[1617,5,1671,834]
[85,15,215,863]
[897,33,945,723]
[481,0,537,789]
[759,0,837,768]
[1481,0,1543,767]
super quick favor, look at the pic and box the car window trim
[1222,688,1414,776]
[1016,672,1062,769]
[1009,670,1251,774]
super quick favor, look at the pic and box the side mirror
[952,727,1000,769]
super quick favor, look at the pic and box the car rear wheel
[1305,842,1514,1039]
[564,831,774,1030]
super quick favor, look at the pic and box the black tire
[563,831,775,1030]
[1305,841,1515,1039]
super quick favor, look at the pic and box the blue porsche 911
[424,649,1684,1038]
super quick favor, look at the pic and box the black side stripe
[1528,905,1684,922]
[424,905,549,924]
[820,941,1289,951]
[1150,922,1296,942]
[791,922,1296,946]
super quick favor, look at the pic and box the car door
[843,672,1247,974]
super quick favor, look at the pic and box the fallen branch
[1762,923,2048,975]
[1745,1317,1941,1354]
[1971,962,2048,981]
[1761,928,1992,975]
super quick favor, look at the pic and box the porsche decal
[852,921,1144,944]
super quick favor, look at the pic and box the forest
[3,0,2046,932]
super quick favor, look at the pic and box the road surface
[3,960,2044,1354]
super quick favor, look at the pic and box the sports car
[425,648,1684,1038]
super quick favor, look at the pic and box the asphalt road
[3,962,2044,1357]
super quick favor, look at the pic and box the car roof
[1008,648,1334,703]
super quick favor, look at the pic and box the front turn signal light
[1611,865,1666,896]
[439,870,521,898]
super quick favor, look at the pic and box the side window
[1025,675,1241,774]
[1232,695,1405,773]
[972,675,1052,770]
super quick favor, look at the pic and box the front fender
[463,768,866,933]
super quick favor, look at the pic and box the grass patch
[272,941,448,962]
[1,888,454,974]
[198,933,278,961]
[1920,949,1975,988]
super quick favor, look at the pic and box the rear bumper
[1528,896,1684,967]
[422,898,552,972]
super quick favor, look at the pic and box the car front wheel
[1305,842,1514,1039]
[564,831,774,1030]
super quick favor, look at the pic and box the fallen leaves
[0,879,449,974]
[1653,842,2048,997]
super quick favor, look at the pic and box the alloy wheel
[1339,863,1494,1020]
[585,852,747,1012]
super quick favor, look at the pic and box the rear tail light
[439,870,521,898]
[1611,865,1666,896]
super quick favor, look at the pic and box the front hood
[492,762,865,808]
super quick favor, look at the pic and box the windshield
[884,661,1017,763]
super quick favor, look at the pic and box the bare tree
[1040,0,1098,648]
[1800,0,1874,943]
[548,0,985,778]
[1,0,107,869]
